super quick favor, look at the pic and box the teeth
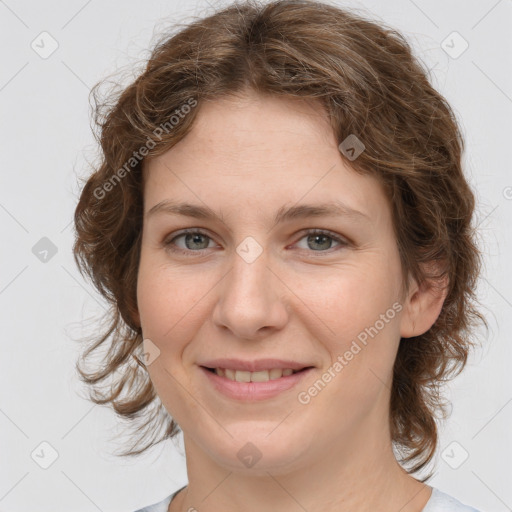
[214,368,297,381]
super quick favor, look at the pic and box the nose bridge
[232,237,270,292]
[212,237,287,338]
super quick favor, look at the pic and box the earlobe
[399,271,449,339]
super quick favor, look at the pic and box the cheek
[136,258,212,346]
[308,271,402,416]
[305,264,400,336]
[307,262,403,385]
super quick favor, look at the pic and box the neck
[172,425,433,512]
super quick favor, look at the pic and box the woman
[73,1,485,510]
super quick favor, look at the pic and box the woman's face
[136,91,413,474]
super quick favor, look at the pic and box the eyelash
[162,228,349,257]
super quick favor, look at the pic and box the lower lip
[199,366,314,401]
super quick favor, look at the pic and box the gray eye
[176,232,212,250]
[295,232,342,252]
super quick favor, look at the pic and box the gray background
[0,0,511,510]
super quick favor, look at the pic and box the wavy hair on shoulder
[73,0,486,475]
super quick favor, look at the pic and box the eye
[163,228,349,256]
[294,229,348,253]
[164,229,216,255]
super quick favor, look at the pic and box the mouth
[199,365,315,401]
[201,366,313,381]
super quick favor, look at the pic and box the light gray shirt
[132,485,482,511]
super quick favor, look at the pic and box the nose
[211,247,289,340]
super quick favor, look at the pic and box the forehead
[142,92,389,226]
[179,92,335,163]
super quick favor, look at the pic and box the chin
[200,429,311,475]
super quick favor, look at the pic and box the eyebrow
[146,199,370,225]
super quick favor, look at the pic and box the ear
[400,264,449,338]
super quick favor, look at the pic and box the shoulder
[423,487,482,512]
[131,494,173,512]
[131,485,186,512]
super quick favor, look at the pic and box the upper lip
[199,358,314,372]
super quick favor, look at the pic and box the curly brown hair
[72,0,485,477]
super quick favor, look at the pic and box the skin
[135,89,448,512]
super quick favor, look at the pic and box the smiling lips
[199,358,315,401]
[199,357,314,372]
[206,367,303,382]
[201,366,313,401]
[200,358,313,383]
